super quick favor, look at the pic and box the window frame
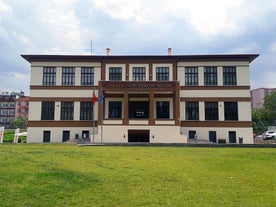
[132,67,146,81]
[156,67,169,81]
[185,67,198,86]
[60,102,74,120]
[62,67,75,86]
[109,67,122,81]
[80,102,93,120]
[81,67,94,86]
[156,101,170,119]
[108,101,122,118]
[41,101,55,120]
[185,101,199,120]
[43,67,56,86]
[223,66,237,85]
[204,66,217,86]
[224,102,238,120]
[205,102,218,120]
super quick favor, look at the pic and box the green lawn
[0,144,275,207]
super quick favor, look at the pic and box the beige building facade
[22,52,258,144]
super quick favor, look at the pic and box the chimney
[106,48,110,56]
[167,48,172,56]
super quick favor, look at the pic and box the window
[189,130,197,139]
[61,102,74,120]
[156,67,169,81]
[108,101,122,118]
[109,67,122,81]
[43,67,56,85]
[133,67,146,81]
[205,102,218,120]
[185,67,198,86]
[185,102,199,120]
[62,67,75,85]
[80,102,93,120]
[156,101,170,118]
[223,66,237,85]
[204,67,217,85]
[224,102,238,120]
[41,102,55,120]
[81,67,94,86]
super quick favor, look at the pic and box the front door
[62,131,70,142]
[128,130,149,142]
[43,131,51,143]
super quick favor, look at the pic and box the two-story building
[22,49,258,144]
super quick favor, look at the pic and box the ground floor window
[108,101,122,118]
[80,102,93,120]
[61,102,74,120]
[188,130,197,139]
[229,131,236,143]
[186,102,199,120]
[205,102,218,120]
[224,102,238,120]
[156,101,169,118]
[43,131,51,142]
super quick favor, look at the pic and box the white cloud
[0,72,29,94]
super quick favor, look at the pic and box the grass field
[0,144,275,207]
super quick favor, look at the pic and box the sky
[0,0,276,95]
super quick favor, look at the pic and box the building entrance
[128,130,150,142]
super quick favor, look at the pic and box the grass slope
[0,144,275,207]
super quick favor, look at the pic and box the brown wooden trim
[22,54,259,64]
[180,86,250,90]
[30,85,99,90]
[101,62,106,81]
[29,97,94,102]
[181,121,252,128]
[174,82,180,126]
[28,121,98,127]
[149,91,154,125]
[173,60,177,81]
[180,97,251,102]
[123,90,129,125]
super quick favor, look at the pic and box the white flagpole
[92,89,95,143]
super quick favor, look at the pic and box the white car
[263,131,276,140]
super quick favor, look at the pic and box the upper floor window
[80,102,93,120]
[156,101,170,118]
[61,102,74,120]
[108,101,122,118]
[43,67,56,85]
[81,67,94,86]
[109,67,122,81]
[185,67,198,86]
[204,67,217,86]
[205,102,218,120]
[223,67,237,85]
[224,102,238,120]
[185,102,199,120]
[156,67,169,81]
[62,67,75,86]
[41,101,55,120]
[133,67,146,81]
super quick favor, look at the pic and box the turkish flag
[92,92,97,105]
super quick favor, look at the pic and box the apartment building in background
[22,49,258,144]
[250,87,276,109]
[0,91,27,128]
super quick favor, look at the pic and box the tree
[11,115,28,129]
[263,91,276,125]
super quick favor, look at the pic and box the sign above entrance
[101,81,177,89]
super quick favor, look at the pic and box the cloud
[0,72,29,94]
